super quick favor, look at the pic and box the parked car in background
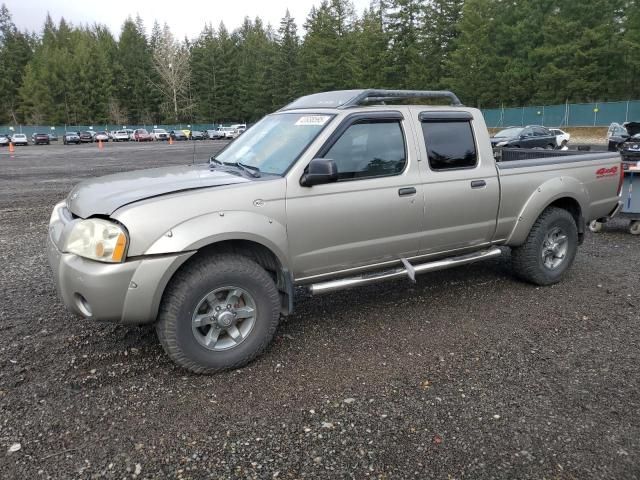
[79,131,95,143]
[190,130,206,140]
[48,132,58,142]
[169,130,188,141]
[94,131,109,142]
[549,128,570,148]
[133,129,154,142]
[208,128,227,139]
[0,134,10,146]
[152,128,169,141]
[211,126,238,139]
[181,129,191,139]
[63,132,81,145]
[124,129,135,140]
[31,132,51,145]
[230,123,247,135]
[490,125,557,149]
[112,130,130,142]
[607,122,640,151]
[608,122,640,161]
[11,133,28,146]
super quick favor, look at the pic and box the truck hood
[67,164,249,218]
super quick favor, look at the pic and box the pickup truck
[47,89,623,373]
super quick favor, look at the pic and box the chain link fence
[481,100,640,128]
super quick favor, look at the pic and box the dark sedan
[79,131,95,143]
[31,132,50,145]
[491,126,557,149]
[169,130,188,141]
[190,130,206,140]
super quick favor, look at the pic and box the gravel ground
[0,142,639,479]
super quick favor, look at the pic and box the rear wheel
[156,254,280,374]
[512,207,578,285]
[630,221,640,235]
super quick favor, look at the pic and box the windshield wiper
[209,156,223,168]
[209,156,261,178]
[234,161,261,178]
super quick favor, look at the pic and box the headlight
[496,141,508,147]
[65,219,128,263]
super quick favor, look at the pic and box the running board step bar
[308,247,502,295]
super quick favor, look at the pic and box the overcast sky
[6,0,373,39]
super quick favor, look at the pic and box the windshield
[215,113,333,175]
[495,127,522,138]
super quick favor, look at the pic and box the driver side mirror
[300,158,339,187]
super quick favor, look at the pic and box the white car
[0,135,9,146]
[112,130,130,142]
[549,128,570,148]
[11,133,28,146]
[94,131,110,142]
[222,127,239,139]
[152,128,169,141]
[230,124,247,135]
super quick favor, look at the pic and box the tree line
[0,0,638,126]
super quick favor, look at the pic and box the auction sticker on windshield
[295,115,331,126]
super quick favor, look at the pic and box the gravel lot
[1,142,639,479]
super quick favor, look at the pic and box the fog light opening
[74,293,93,317]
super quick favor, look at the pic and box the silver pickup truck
[48,89,623,373]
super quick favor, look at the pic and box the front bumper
[47,203,194,324]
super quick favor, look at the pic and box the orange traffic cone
[9,141,15,153]
[169,136,174,145]
[98,139,103,150]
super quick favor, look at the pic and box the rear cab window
[419,111,477,171]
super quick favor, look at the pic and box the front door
[286,112,424,280]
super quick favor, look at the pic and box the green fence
[0,123,234,137]
[482,100,640,128]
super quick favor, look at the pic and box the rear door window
[421,120,477,171]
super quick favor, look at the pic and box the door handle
[398,187,417,197]
[471,180,486,189]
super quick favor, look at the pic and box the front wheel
[511,207,578,286]
[630,221,640,235]
[156,254,281,373]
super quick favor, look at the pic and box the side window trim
[314,111,404,158]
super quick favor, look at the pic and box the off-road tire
[511,207,578,286]
[156,254,280,374]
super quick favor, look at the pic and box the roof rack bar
[339,89,463,108]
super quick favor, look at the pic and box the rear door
[414,110,500,255]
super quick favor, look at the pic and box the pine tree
[445,0,500,107]
[273,10,301,108]
[354,5,390,88]
[0,3,33,123]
